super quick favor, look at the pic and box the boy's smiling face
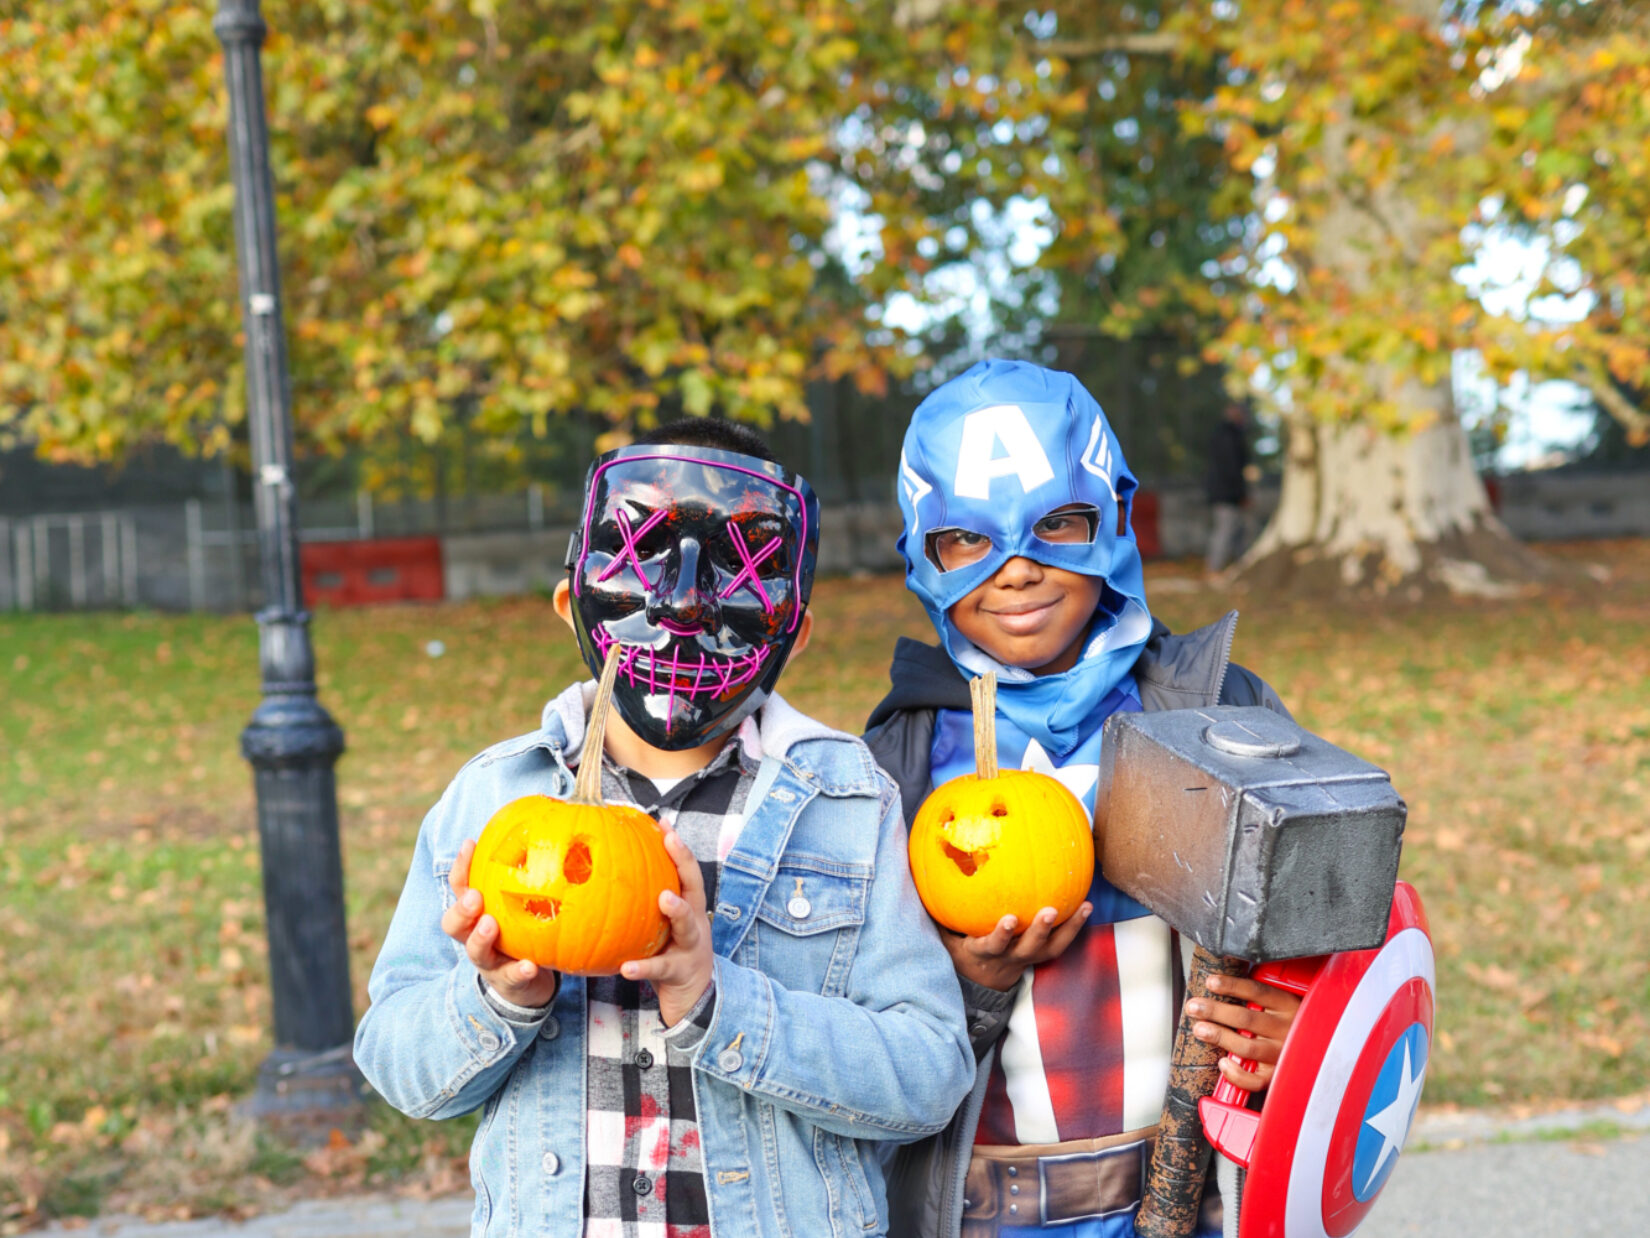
[946,555,1105,677]
[933,502,1107,676]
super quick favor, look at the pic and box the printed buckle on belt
[1035,1139,1150,1225]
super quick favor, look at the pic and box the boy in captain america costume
[865,361,1303,1238]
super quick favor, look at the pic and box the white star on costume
[1021,738,1099,814]
[1359,1039,1425,1194]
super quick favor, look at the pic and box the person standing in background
[1205,401,1251,575]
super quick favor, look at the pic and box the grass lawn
[3,540,1649,1226]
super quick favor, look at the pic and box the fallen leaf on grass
[1575,1030,1626,1057]
[302,1127,387,1184]
[1463,961,1522,993]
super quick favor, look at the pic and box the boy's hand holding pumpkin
[942,900,1093,992]
[443,837,560,1009]
[621,829,715,1028]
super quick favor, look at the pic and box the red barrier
[1131,490,1162,559]
[300,537,445,607]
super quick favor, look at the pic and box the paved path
[44,1103,1650,1238]
[1359,1130,1648,1237]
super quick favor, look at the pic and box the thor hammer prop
[1094,706,1406,1238]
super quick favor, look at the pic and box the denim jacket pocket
[814,1128,880,1233]
[753,863,870,999]
[754,862,869,936]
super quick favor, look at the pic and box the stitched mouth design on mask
[591,629,771,725]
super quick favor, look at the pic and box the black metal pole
[215,0,361,1131]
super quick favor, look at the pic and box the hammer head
[1096,707,1405,962]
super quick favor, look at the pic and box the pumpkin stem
[574,643,624,804]
[971,671,998,780]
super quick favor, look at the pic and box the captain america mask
[566,444,819,750]
[896,359,1154,757]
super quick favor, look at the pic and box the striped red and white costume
[932,689,1184,1147]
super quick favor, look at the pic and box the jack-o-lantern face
[908,769,1094,938]
[469,794,681,976]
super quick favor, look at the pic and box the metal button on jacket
[538,1016,560,1041]
[717,1047,744,1072]
[635,1048,654,1070]
[542,1152,560,1175]
[632,1174,652,1196]
[787,896,812,919]
[477,1030,500,1053]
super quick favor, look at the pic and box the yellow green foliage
[0,1,936,458]
[3,2,1646,461]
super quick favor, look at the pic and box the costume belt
[961,1127,1222,1235]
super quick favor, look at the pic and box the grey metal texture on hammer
[1096,707,1405,961]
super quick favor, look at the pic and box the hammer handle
[1135,945,1247,1238]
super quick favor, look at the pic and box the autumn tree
[5,1,1647,601]
[1183,0,1650,596]
[0,1,922,462]
[861,1,1650,596]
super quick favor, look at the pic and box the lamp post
[215,0,361,1131]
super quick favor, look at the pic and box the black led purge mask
[566,444,820,750]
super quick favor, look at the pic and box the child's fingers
[658,888,705,950]
[1216,1054,1272,1093]
[965,916,1019,958]
[620,953,673,985]
[1191,1018,1284,1065]
[1207,973,1302,1014]
[662,831,707,914]
[1031,903,1090,961]
[498,958,543,988]
[1187,996,1292,1051]
[440,886,485,942]
[465,913,512,972]
[1011,907,1062,957]
[449,839,477,897]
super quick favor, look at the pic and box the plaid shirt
[579,726,758,1238]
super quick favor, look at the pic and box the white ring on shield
[1284,927,1436,1238]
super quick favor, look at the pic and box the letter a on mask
[952,405,1056,500]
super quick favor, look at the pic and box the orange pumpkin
[907,673,1094,937]
[470,794,680,974]
[469,646,681,975]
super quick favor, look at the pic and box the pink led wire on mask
[595,507,669,588]
[719,519,782,613]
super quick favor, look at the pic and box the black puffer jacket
[863,611,1291,1238]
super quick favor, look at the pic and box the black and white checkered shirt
[579,726,758,1238]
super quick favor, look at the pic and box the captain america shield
[1237,882,1434,1238]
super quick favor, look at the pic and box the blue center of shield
[1353,1023,1429,1202]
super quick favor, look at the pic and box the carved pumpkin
[470,646,681,975]
[908,672,1094,938]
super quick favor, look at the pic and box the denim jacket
[355,685,975,1238]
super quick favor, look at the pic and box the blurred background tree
[0,0,914,460]
[3,0,1647,595]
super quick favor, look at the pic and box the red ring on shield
[1233,882,1435,1238]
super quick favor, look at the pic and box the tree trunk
[1240,404,1548,599]
[1232,59,1553,601]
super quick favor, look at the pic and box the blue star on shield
[1352,1023,1429,1201]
